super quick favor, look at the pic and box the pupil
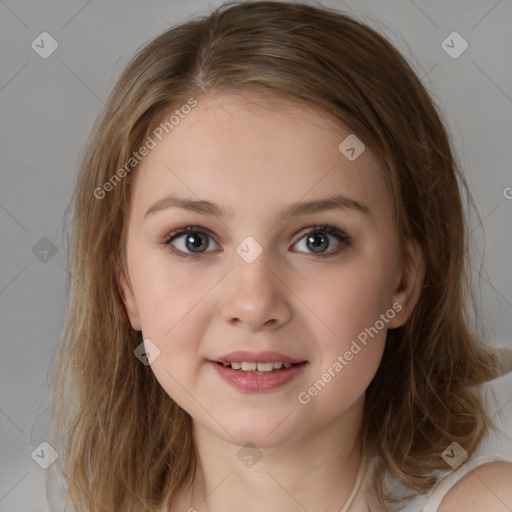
[307,233,328,253]
[186,233,208,252]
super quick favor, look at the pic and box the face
[119,93,423,449]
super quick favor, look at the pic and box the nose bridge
[232,236,277,299]
[220,236,290,328]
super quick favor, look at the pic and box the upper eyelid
[164,225,350,248]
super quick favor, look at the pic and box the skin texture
[119,93,425,512]
[438,462,512,512]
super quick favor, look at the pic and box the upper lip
[212,350,306,364]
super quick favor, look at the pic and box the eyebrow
[144,193,370,222]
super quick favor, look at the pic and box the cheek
[131,245,213,338]
[296,255,395,406]
[135,274,214,409]
[128,258,216,402]
[301,256,396,348]
[296,265,391,413]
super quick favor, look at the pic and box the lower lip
[209,361,308,392]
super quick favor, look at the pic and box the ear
[387,238,425,329]
[118,269,142,331]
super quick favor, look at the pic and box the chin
[219,419,305,450]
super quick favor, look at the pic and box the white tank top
[343,370,512,511]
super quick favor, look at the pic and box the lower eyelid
[163,225,351,257]
[291,236,350,258]
[165,231,219,253]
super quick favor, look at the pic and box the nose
[220,247,292,331]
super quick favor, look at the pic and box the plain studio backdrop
[0,1,511,510]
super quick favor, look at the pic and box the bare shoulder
[438,461,512,512]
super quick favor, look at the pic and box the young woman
[47,2,512,511]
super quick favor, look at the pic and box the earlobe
[387,239,425,329]
[118,270,142,331]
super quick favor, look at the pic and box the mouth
[213,360,307,374]
[209,350,308,391]
[209,359,308,392]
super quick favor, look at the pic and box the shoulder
[438,461,512,512]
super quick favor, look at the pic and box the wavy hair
[46,2,502,511]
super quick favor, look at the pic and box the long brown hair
[46,2,502,510]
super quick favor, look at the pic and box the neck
[180,396,365,512]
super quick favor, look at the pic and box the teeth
[220,361,296,371]
[256,362,274,372]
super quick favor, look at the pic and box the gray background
[1,0,511,510]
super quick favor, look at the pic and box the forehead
[130,93,391,222]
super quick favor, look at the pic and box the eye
[163,224,351,260]
[291,224,351,257]
[163,226,220,260]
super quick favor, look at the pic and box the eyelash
[162,224,352,261]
